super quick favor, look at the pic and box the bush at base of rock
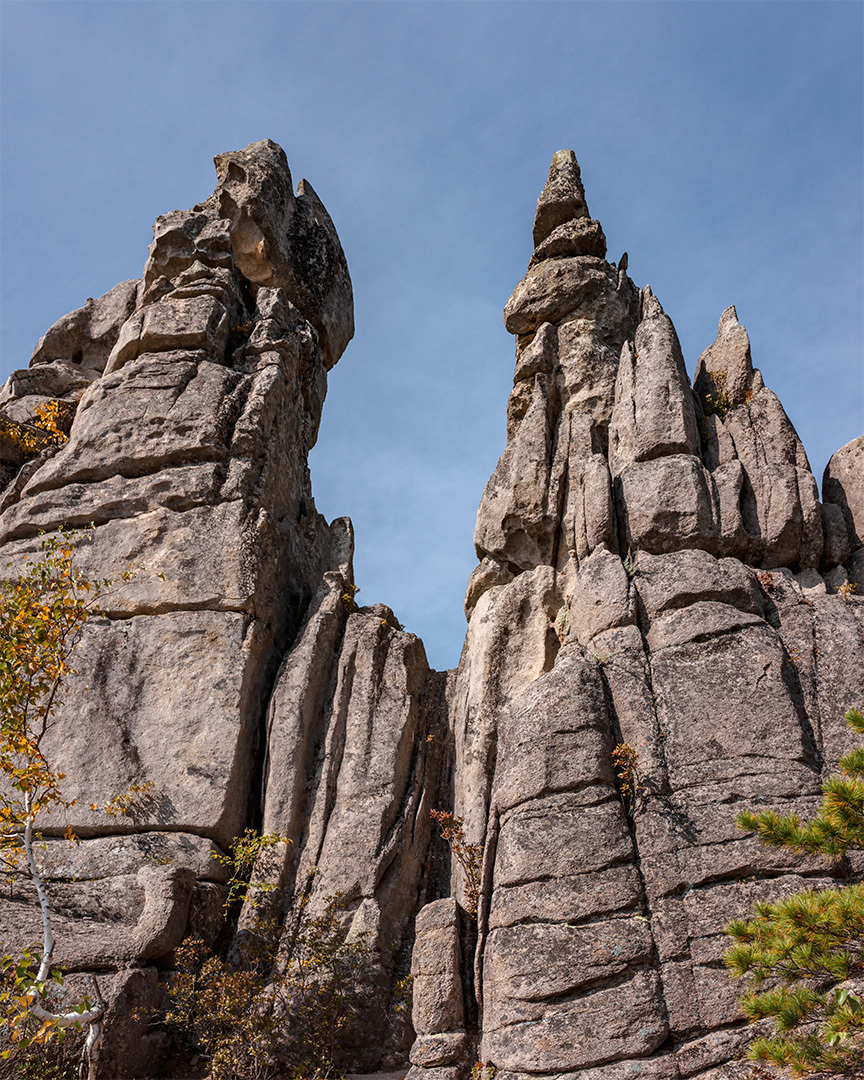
[0,1033,82,1080]
[164,895,373,1080]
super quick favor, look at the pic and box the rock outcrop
[0,141,446,1075]
[0,145,861,1079]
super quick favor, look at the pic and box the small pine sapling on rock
[724,708,864,1076]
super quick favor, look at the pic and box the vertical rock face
[0,140,353,853]
[417,152,863,1079]
[1,146,861,1078]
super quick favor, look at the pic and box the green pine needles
[724,707,864,1076]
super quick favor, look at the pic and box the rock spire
[0,141,445,1072]
[410,151,863,1078]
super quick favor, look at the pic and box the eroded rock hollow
[0,143,861,1078]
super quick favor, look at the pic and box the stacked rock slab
[407,152,864,1078]
[0,142,446,1074]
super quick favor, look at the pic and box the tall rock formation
[0,145,861,1079]
[0,141,446,1074]
[409,151,863,1079]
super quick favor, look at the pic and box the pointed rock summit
[532,148,589,243]
[529,148,606,265]
[694,304,754,408]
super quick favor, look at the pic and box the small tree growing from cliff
[430,810,483,918]
[724,707,864,1075]
[0,532,132,1079]
[0,401,74,461]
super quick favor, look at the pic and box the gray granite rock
[474,376,556,569]
[29,279,141,374]
[530,216,607,265]
[532,148,590,247]
[435,151,862,1077]
[3,144,862,1079]
[609,289,701,472]
[410,899,465,1038]
[697,309,824,570]
[824,434,864,554]
[504,256,620,337]
[693,304,754,408]
[0,142,362,1074]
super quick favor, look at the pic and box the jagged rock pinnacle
[453,154,862,1078]
[529,149,607,264]
[532,148,590,247]
[694,303,754,408]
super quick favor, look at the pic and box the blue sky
[2,1,862,671]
